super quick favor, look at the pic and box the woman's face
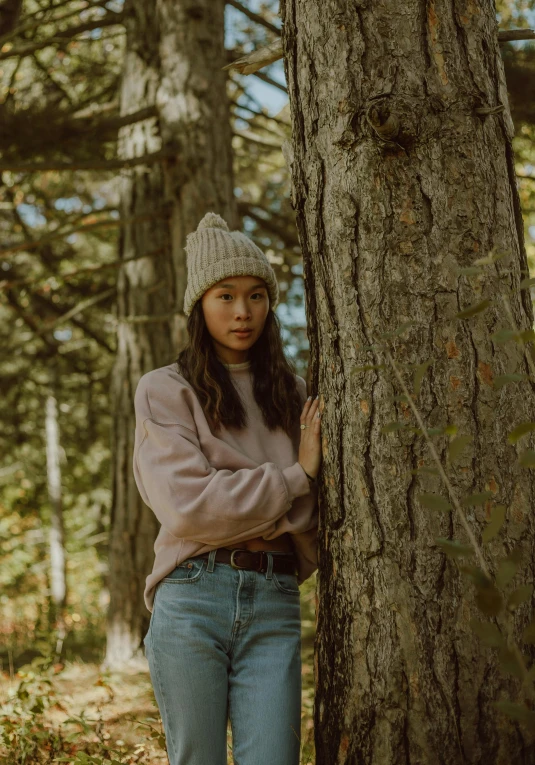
[201,275,270,364]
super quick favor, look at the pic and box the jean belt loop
[265,552,274,580]
[207,549,217,573]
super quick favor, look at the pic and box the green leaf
[493,373,528,389]
[506,585,533,610]
[351,364,387,374]
[475,584,504,616]
[455,299,491,319]
[378,321,416,340]
[458,266,483,276]
[482,505,506,544]
[508,422,535,444]
[519,276,535,290]
[461,491,493,507]
[361,343,387,351]
[493,701,535,723]
[411,466,440,476]
[413,360,433,398]
[523,619,535,644]
[418,494,452,513]
[498,646,525,678]
[459,565,493,588]
[381,421,408,433]
[435,537,474,558]
[391,394,411,403]
[473,249,508,265]
[496,548,522,588]
[444,424,458,436]
[519,329,535,343]
[519,449,535,468]
[448,435,472,462]
[469,619,505,647]
[490,329,520,345]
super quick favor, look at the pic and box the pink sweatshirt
[133,359,319,612]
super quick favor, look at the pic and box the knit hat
[183,212,279,317]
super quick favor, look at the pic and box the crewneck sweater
[133,359,319,612]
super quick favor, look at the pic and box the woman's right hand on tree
[298,395,322,480]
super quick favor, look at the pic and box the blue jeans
[143,549,302,765]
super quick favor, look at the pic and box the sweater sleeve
[132,372,311,545]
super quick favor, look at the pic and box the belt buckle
[230,549,250,570]
[230,549,265,572]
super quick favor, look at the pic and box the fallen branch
[224,29,534,79]
[498,29,535,42]
[224,38,283,75]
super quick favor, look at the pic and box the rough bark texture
[105,0,236,667]
[280,1,535,762]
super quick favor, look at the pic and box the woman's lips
[233,330,253,338]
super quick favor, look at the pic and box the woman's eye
[219,293,264,300]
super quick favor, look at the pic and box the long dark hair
[175,300,302,438]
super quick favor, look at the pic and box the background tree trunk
[281,0,535,762]
[105,0,236,668]
[45,366,67,631]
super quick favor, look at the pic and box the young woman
[133,212,322,765]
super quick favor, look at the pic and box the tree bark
[45,367,67,626]
[105,0,236,668]
[280,1,535,762]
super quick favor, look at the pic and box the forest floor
[0,591,316,764]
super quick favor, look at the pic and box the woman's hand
[298,395,322,480]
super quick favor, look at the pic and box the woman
[133,212,322,765]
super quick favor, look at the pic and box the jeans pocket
[161,557,207,584]
[271,571,300,595]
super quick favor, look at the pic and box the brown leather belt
[192,548,298,576]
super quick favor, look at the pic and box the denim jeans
[143,548,302,765]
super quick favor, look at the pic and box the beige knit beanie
[183,212,279,317]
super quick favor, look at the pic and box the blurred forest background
[1,0,535,762]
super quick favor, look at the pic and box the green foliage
[460,491,493,507]
[496,548,523,588]
[418,494,451,513]
[493,700,535,724]
[381,421,408,433]
[0,640,164,764]
[474,582,504,617]
[411,466,440,477]
[508,422,535,443]
[507,585,534,610]
[493,373,529,388]
[448,435,473,462]
[435,538,474,558]
[455,299,491,318]
[469,619,505,648]
[519,449,535,467]
[482,505,506,544]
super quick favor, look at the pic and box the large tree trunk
[281,1,535,762]
[105,0,236,668]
